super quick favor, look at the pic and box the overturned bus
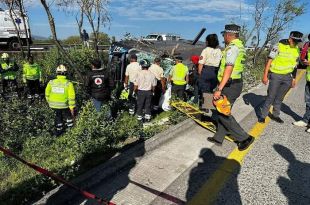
[107,32,206,86]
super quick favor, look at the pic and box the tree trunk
[75,3,84,43]
[86,14,99,57]
[8,3,25,58]
[40,0,83,80]
[18,0,31,57]
[84,2,99,57]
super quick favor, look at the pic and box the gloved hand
[70,108,75,118]
[186,84,190,90]
[132,92,137,98]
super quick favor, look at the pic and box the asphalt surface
[36,71,310,205]
[214,73,310,205]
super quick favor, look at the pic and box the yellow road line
[188,70,305,205]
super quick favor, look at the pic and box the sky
[15,0,310,43]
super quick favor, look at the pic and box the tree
[62,35,82,45]
[82,0,110,57]
[39,0,83,79]
[90,32,110,45]
[246,0,306,64]
[57,0,110,57]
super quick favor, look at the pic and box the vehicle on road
[142,33,180,42]
[0,8,32,50]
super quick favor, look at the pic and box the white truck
[0,8,32,49]
[142,33,180,42]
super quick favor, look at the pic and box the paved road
[37,71,310,205]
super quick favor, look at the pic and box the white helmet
[1,53,9,59]
[56,64,67,73]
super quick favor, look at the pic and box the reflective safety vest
[171,63,188,85]
[270,42,299,75]
[1,62,17,80]
[218,39,246,82]
[23,63,42,82]
[45,75,76,109]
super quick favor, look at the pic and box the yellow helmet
[120,89,129,100]
[56,64,67,73]
[1,53,9,59]
[213,95,231,116]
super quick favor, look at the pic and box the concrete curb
[35,119,195,204]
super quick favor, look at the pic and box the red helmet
[191,55,199,65]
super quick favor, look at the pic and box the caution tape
[0,146,116,205]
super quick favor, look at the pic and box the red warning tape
[0,146,116,205]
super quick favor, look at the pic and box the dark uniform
[0,54,19,96]
[86,61,114,112]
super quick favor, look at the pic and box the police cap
[221,24,240,34]
[289,31,303,42]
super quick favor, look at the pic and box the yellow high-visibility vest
[270,42,299,75]
[171,63,188,85]
[23,63,42,82]
[45,75,76,109]
[218,39,245,82]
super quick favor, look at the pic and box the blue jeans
[92,98,112,118]
[92,98,103,112]
[303,83,310,123]
[199,66,218,94]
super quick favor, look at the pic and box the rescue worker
[198,34,222,94]
[190,55,200,103]
[168,56,189,100]
[23,55,42,99]
[134,59,157,122]
[259,31,303,123]
[293,34,310,130]
[45,65,75,136]
[0,53,19,96]
[85,59,114,112]
[207,24,254,151]
[149,57,165,110]
[124,54,141,115]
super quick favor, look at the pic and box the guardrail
[2,44,111,52]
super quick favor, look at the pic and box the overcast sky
[22,0,310,43]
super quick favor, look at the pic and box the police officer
[207,24,254,151]
[134,59,157,122]
[293,34,310,130]
[45,65,75,136]
[124,54,141,115]
[23,55,42,99]
[259,31,303,123]
[168,56,189,100]
[149,57,165,110]
[86,59,114,112]
[0,53,19,96]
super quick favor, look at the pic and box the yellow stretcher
[170,100,234,142]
